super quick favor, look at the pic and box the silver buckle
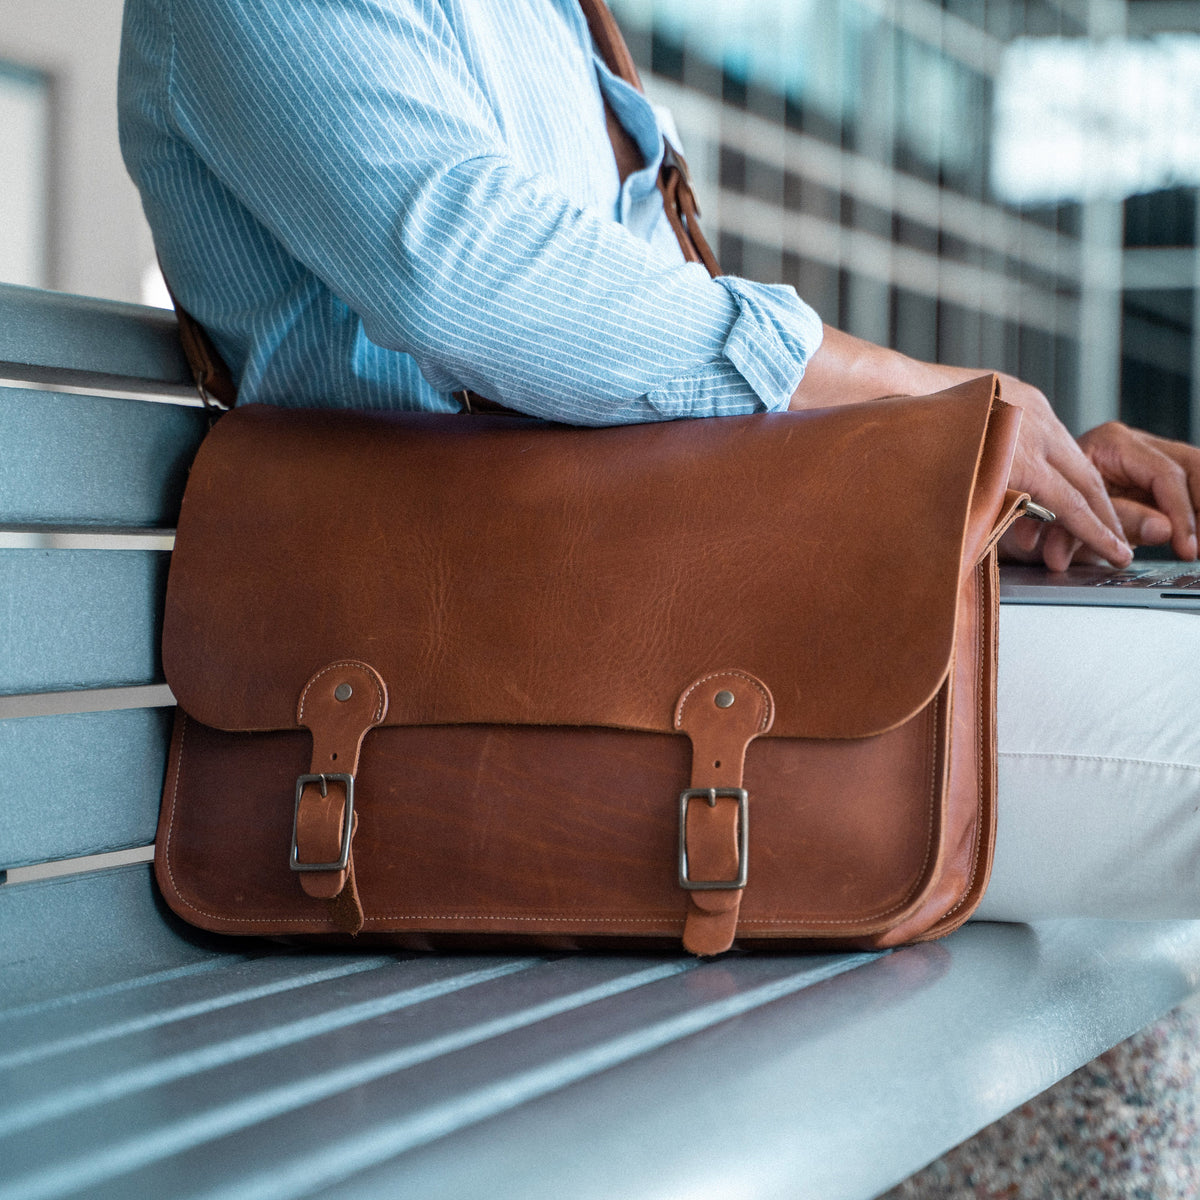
[678,787,748,890]
[290,773,355,872]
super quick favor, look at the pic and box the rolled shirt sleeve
[119,0,824,423]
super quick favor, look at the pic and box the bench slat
[0,954,561,1139]
[0,283,193,394]
[323,919,1200,1200]
[0,550,168,694]
[4,872,1200,1200]
[6,916,1200,1200]
[0,865,233,1012]
[1,386,205,528]
[0,708,171,870]
[0,953,409,1072]
[0,932,867,1200]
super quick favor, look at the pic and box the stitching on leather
[745,697,943,929]
[847,689,941,925]
[161,710,203,919]
[163,713,332,927]
[163,711,249,925]
[298,661,385,724]
[937,562,989,926]
[839,692,941,925]
[363,915,679,925]
[673,669,769,943]
[674,670,772,731]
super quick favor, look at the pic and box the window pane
[0,63,49,288]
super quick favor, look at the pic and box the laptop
[999,562,1200,611]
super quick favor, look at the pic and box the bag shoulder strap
[578,0,645,91]
[160,260,237,413]
[578,0,721,278]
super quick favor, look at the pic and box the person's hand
[999,398,1200,568]
[1078,422,1200,560]
[788,326,1200,570]
[993,376,1132,570]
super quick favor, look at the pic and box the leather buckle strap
[658,141,721,279]
[674,671,774,955]
[294,661,388,933]
[159,258,237,413]
[661,141,695,200]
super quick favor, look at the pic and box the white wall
[0,0,155,303]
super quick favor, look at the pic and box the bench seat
[3,281,1200,1200]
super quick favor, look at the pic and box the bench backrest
[0,281,216,1008]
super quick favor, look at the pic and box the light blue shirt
[118,0,823,423]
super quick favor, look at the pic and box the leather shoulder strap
[577,0,721,277]
[162,263,237,413]
[578,0,644,91]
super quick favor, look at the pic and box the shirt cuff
[645,277,824,419]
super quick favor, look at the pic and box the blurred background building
[607,0,1200,439]
[3,0,1200,439]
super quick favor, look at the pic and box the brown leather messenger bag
[155,1,1033,956]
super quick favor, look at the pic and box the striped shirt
[118,0,823,423]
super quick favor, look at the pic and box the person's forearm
[789,325,981,409]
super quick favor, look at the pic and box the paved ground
[881,995,1200,1199]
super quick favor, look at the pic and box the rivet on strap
[674,670,774,956]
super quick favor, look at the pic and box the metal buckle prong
[1021,498,1056,523]
[290,772,355,872]
[678,787,749,890]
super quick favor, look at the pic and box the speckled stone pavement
[880,995,1200,1199]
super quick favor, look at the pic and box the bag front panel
[157,692,953,942]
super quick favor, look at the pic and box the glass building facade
[609,0,1200,441]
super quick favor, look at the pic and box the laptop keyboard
[1093,569,1200,589]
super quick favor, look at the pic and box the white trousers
[975,604,1200,921]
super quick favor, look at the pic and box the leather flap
[163,376,1018,740]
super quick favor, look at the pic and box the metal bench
[4,278,1200,1200]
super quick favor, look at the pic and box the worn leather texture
[156,377,1024,952]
